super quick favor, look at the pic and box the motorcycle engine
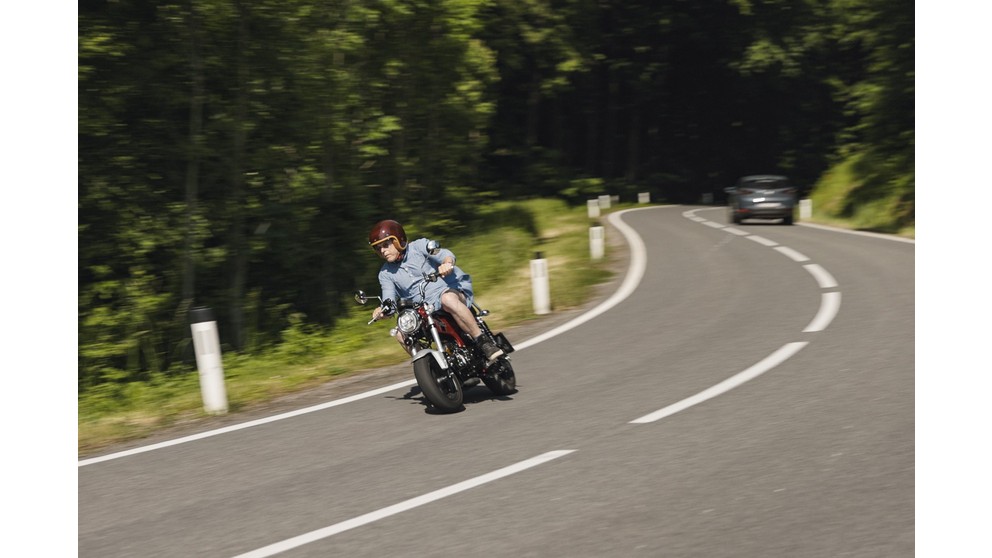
[450,346,472,369]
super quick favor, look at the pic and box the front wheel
[483,358,517,396]
[413,357,464,412]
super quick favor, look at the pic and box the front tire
[413,357,464,412]
[483,358,517,396]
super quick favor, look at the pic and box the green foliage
[79,0,914,447]
[79,198,612,452]
[811,152,914,235]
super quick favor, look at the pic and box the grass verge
[78,198,618,455]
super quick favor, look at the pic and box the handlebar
[368,299,397,325]
[365,272,439,325]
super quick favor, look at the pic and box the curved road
[79,205,914,557]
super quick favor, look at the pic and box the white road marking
[514,207,650,351]
[747,235,778,247]
[804,292,842,332]
[230,450,576,558]
[80,207,657,467]
[78,380,416,467]
[774,246,810,262]
[804,263,838,289]
[630,342,809,424]
[798,222,916,244]
[641,207,851,426]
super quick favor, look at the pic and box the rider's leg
[440,290,482,338]
[440,290,503,362]
[393,329,413,356]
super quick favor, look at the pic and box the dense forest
[78,0,914,390]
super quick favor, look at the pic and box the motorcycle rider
[368,219,504,363]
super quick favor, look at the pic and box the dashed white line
[630,342,809,424]
[747,235,778,247]
[803,263,838,289]
[774,246,810,262]
[804,292,842,332]
[231,450,576,558]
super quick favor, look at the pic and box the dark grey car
[724,175,798,225]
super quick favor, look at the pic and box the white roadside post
[590,226,605,260]
[189,307,229,415]
[530,252,551,315]
[638,192,650,204]
[598,194,611,210]
[587,199,600,218]
[800,198,812,219]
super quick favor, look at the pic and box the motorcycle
[354,241,517,413]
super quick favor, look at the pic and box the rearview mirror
[354,290,368,305]
[426,239,440,255]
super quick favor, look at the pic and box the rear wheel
[413,357,464,412]
[783,213,794,225]
[483,358,517,396]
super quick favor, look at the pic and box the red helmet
[368,219,408,251]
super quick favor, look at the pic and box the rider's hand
[372,307,383,321]
[438,260,454,277]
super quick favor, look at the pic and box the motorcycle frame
[409,305,471,372]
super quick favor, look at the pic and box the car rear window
[743,178,789,188]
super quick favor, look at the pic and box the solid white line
[630,342,808,424]
[804,292,842,333]
[78,380,416,467]
[724,227,749,236]
[804,263,838,289]
[81,207,656,467]
[513,207,650,351]
[704,221,725,229]
[798,222,915,244]
[774,246,810,262]
[747,235,778,247]
[230,450,576,558]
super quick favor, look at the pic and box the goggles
[370,235,401,250]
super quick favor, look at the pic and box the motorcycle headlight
[396,309,420,335]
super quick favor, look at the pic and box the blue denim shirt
[378,238,474,309]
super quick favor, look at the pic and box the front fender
[411,348,448,370]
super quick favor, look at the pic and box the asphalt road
[79,205,915,557]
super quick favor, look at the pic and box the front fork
[408,307,458,382]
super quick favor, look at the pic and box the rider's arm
[376,270,398,318]
[428,245,457,276]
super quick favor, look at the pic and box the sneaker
[477,337,504,363]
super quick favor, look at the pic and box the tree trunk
[228,0,250,351]
[604,69,618,178]
[626,94,640,183]
[182,1,203,314]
